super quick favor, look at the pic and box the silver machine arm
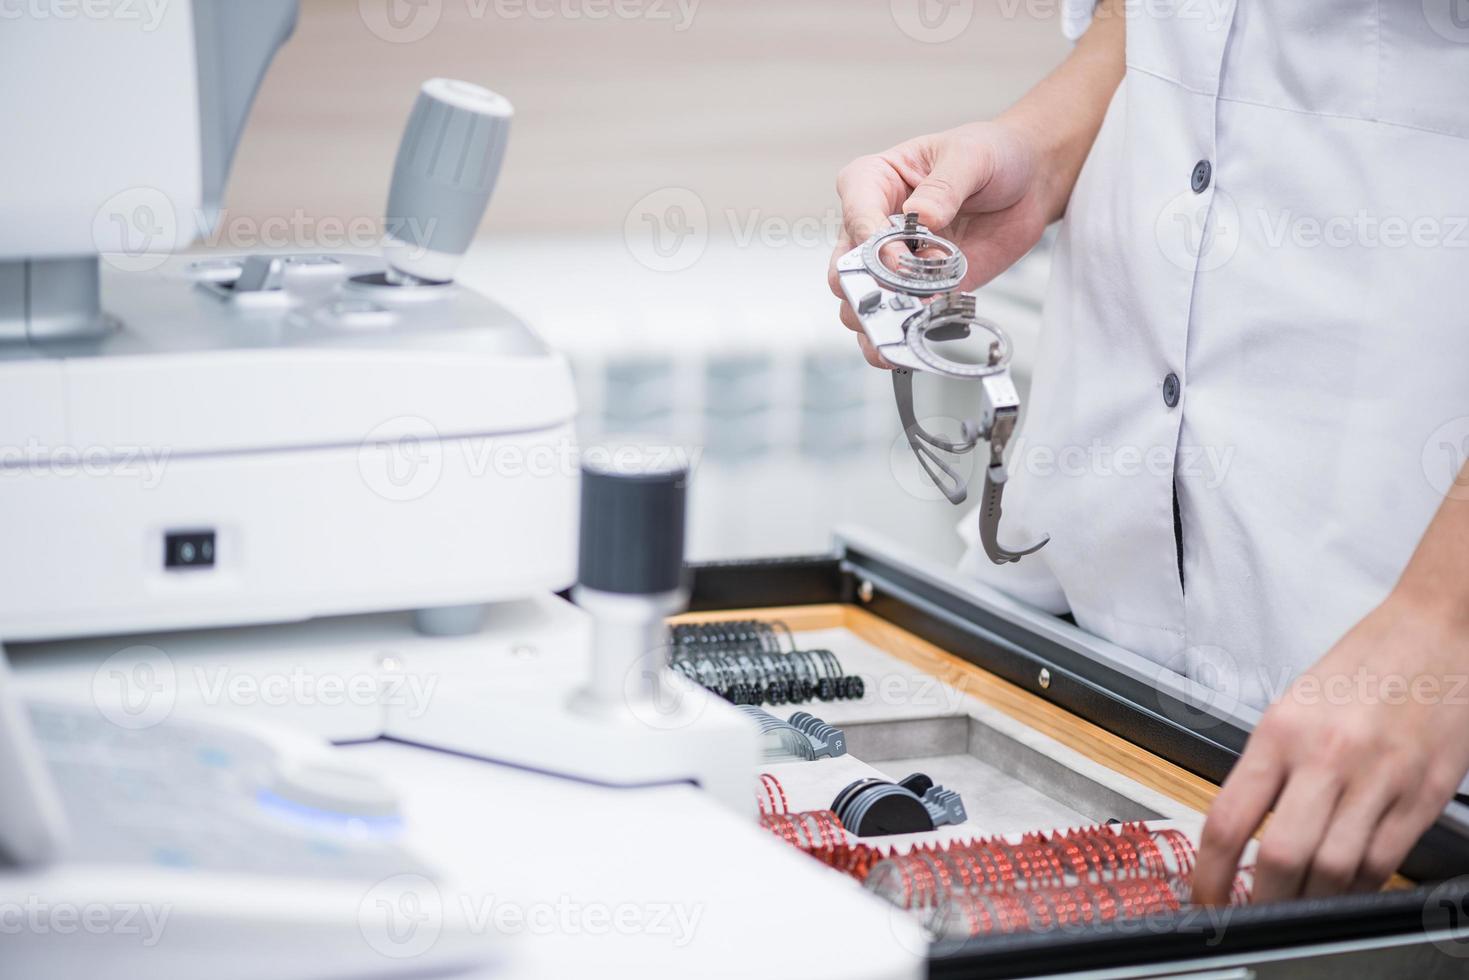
[835,214,1048,565]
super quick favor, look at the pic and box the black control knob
[577,454,688,596]
[572,450,692,716]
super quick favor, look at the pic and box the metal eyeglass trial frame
[835,213,1048,565]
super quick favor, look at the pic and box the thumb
[902,142,992,231]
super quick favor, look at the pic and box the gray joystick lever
[383,78,513,285]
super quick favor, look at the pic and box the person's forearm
[998,0,1125,223]
[1393,462,1469,630]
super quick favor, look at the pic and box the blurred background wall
[223,0,1072,562]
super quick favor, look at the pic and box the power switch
[164,531,216,570]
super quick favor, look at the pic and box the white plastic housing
[0,253,579,641]
[0,6,203,260]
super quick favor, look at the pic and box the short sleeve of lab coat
[1062,0,1097,41]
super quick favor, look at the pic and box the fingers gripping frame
[841,214,1049,565]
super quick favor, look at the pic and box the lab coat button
[1163,373,1181,408]
[1191,160,1212,193]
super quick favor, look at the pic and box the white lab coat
[961,1,1469,711]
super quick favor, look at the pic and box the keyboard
[27,700,426,880]
[5,699,500,980]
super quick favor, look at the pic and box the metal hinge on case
[837,213,1048,564]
